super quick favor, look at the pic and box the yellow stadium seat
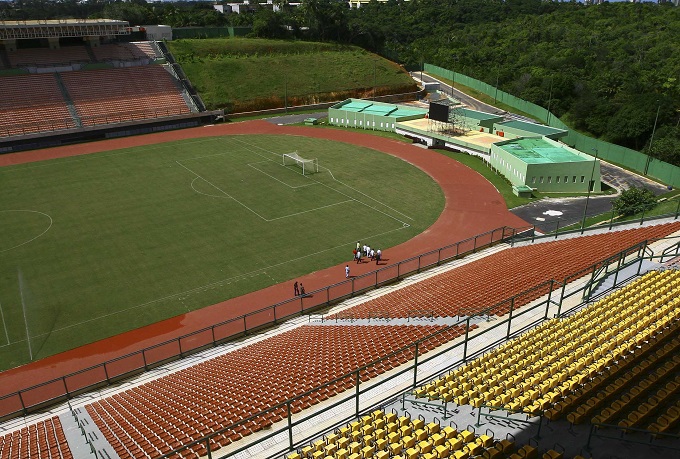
[361,445,374,458]
[405,447,420,459]
[402,435,416,448]
[418,440,433,454]
[288,453,301,459]
[442,426,457,439]
[431,433,445,446]
[458,430,475,444]
[336,450,349,459]
[390,442,403,455]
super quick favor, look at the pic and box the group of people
[293,281,306,296]
[346,241,382,278]
[352,241,381,265]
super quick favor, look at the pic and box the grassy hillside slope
[167,38,418,112]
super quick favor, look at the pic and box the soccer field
[0,134,444,370]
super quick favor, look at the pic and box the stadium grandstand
[0,19,221,152]
[1,219,680,459]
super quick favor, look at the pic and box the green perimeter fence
[425,64,680,189]
[126,234,680,459]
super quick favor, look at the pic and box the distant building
[490,137,601,193]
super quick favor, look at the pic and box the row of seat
[0,63,191,137]
[6,42,157,68]
[291,410,587,459]
[0,417,73,459]
[338,223,680,320]
[60,65,191,124]
[86,325,466,458]
[411,270,680,425]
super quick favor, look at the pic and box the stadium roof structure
[495,137,592,164]
[0,19,130,39]
[332,99,427,118]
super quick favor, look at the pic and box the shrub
[612,187,657,217]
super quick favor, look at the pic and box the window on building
[581,176,585,183]
[532,177,536,184]
[556,176,560,183]
[565,176,568,183]
[573,176,577,183]
[540,176,544,183]
[548,176,552,183]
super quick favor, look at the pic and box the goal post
[282,151,319,175]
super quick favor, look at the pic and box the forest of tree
[1,0,679,166]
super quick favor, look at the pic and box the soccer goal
[282,151,319,175]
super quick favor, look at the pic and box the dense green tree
[612,187,658,217]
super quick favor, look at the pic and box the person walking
[294,281,299,296]
[376,248,382,264]
[345,265,350,278]
[300,283,306,296]
[370,248,375,260]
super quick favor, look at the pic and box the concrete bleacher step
[53,72,83,128]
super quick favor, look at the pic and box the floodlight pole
[580,148,599,234]
[644,101,661,175]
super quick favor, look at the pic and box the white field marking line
[0,225,409,347]
[0,296,9,346]
[0,137,225,173]
[247,162,319,189]
[0,210,53,253]
[190,175,353,221]
[175,160,269,221]
[229,137,414,223]
[266,200,354,222]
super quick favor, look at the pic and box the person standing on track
[376,248,382,265]
[294,281,299,296]
[345,265,350,278]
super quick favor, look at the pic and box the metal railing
[0,225,515,420]
[155,236,673,459]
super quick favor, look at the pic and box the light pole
[546,78,554,125]
[373,60,377,101]
[644,100,661,175]
[494,67,500,104]
[580,147,599,234]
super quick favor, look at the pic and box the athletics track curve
[0,120,529,398]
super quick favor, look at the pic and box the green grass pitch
[0,134,444,370]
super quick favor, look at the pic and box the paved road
[414,73,535,123]
[264,112,327,125]
[510,162,669,233]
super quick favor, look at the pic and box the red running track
[0,120,529,397]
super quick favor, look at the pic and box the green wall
[328,108,397,132]
[425,64,679,188]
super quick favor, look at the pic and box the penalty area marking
[0,210,53,253]
[247,162,318,189]
[182,161,364,223]
[228,137,414,224]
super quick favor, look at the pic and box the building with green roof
[494,119,568,140]
[328,99,428,132]
[490,137,600,193]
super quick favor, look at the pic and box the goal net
[282,151,319,175]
